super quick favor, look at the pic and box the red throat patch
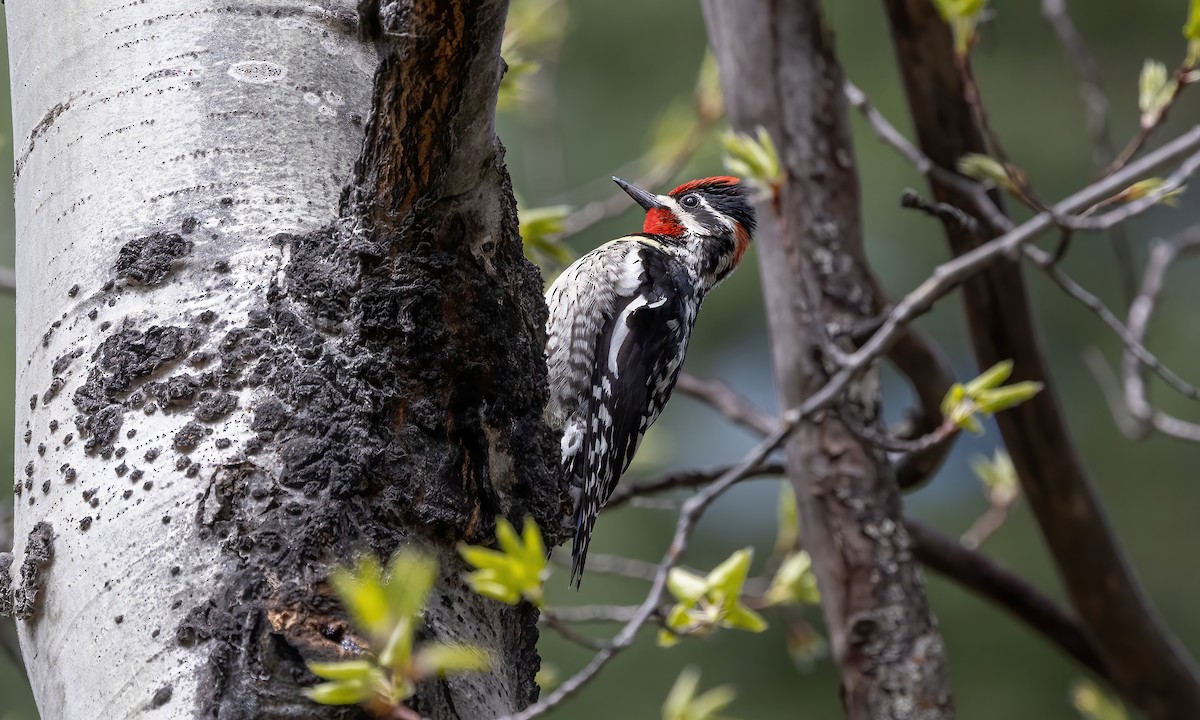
[643,207,685,237]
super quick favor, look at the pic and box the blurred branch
[551,552,659,582]
[541,605,642,624]
[604,461,786,511]
[1104,68,1190,177]
[0,267,13,295]
[1039,0,1136,298]
[855,74,1200,404]
[539,610,614,651]
[1119,229,1200,441]
[959,503,1013,549]
[675,373,777,436]
[1022,244,1200,403]
[0,621,22,679]
[845,80,1011,234]
[1040,0,1112,164]
[882,1,1200,714]
[907,519,1109,682]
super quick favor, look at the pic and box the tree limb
[881,1,1200,715]
[907,519,1108,682]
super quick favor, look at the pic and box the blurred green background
[3,1,1199,718]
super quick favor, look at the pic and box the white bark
[6,2,372,717]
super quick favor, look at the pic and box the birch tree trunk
[1,2,562,719]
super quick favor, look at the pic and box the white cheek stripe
[698,196,734,230]
[658,195,708,236]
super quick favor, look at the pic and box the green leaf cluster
[659,548,767,647]
[306,550,492,710]
[662,667,739,720]
[940,361,1043,435]
[459,517,549,607]
[721,128,781,193]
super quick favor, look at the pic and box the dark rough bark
[703,2,953,717]
[881,1,1200,717]
[170,1,565,717]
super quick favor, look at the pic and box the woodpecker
[545,175,757,587]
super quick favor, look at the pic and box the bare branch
[675,373,777,436]
[539,610,615,652]
[1066,149,1200,231]
[604,462,786,511]
[1023,244,1200,403]
[541,605,641,624]
[845,81,1011,234]
[551,552,659,582]
[883,0,1200,711]
[1120,230,1200,441]
[1040,0,1112,164]
[907,519,1109,682]
[960,503,1016,550]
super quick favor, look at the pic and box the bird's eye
[681,195,700,208]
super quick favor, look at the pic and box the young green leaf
[305,679,374,706]
[931,0,989,56]
[1113,178,1187,207]
[957,154,1016,193]
[658,548,767,647]
[1138,59,1177,128]
[414,643,493,677]
[774,481,800,555]
[721,128,781,192]
[459,517,549,607]
[970,449,1019,506]
[662,667,739,720]
[941,362,1042,435]
[1071,678,1129,720]
[330,556,392,639]
[1186,0,1200,67]
[307,660,381,682]
[763,551,820,606]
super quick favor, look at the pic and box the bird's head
[613,175,757,278]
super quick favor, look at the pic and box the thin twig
[1104,71,1191,177]
[960,503,1015,550]
[559,110,719,237]
[1120,230,1200,441]
[539,610,615,651]
[1024,244,1200,403]
[542,605,642,624]
[907,519,1109,682]
[552,552,659,582]
[1039,0,1136,298]
[860,87,1200,404]
[675,373,777,436]
[844,81,1012,235]
[604,461,786,511]
[1066,149,1200,231]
